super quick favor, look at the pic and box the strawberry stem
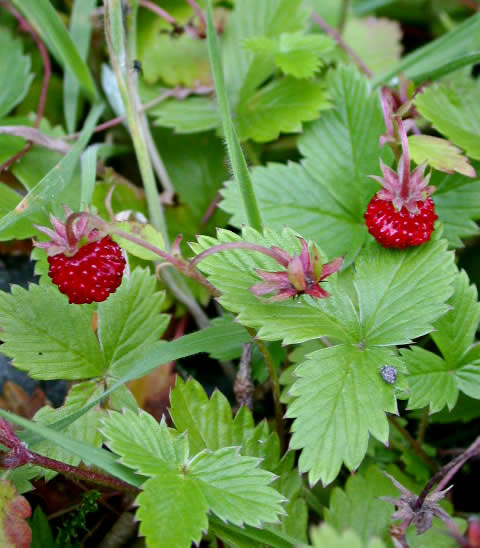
[397,117,411,201]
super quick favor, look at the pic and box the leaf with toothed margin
[402,269,480,413]
[286,345,404,486]
[190,226,359,345]
[101,408,286,548]
[310,523,387,548]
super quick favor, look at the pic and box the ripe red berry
[364,195,437,249]
[47,236,125,304]
[365,118,437,249]
[35,209,126,304]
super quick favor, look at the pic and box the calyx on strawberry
[364,117,437,249]
[34,209,125,304]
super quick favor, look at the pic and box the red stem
[311,12,373,78]
[0,1,51,172]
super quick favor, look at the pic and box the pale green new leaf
[221,65,385,262]
[189,447,285,527]
[415,80,480,160]
[97,268,169,376]
[136,471,208,548]
[101,410,188,476]
[287,345,401,485]
[408,135,475,178]
[151,97,220,133]
[191,226,359,345]
[222,0,308,106]
[324,465,399,545]
[343,17,402,75]
[355,240,456,346]
[310,523,387,548]
[0,29,33,117]
[111,222,165,262]
[236,78,330,142]
[31,381,104,480]
[432,170,480,247]
[244,32,334,78]
[0,284,104,380]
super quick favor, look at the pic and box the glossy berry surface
[364,195,437,249]
[47,236,126,304]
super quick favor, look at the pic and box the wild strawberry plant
[0,0,480,547]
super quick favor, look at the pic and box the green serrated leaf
[136,471,208,548]
[310,523,387,548]
[343,16,402,75]
[324,465,398,545]
[355,240,456,346]
[287,345,401,485]
[403,270,480,412]
[190,446,285,527]
[244,32,334,78]
[111,221,165,261]
[97,268,169,376]
[221,65,384,262]
[236,77,330,142]
[415,80,480,160]
[408,135,475,178]
[0,284,104,380]
[433,169,480,247]
[222,0,308,106]
[102,410,188,476]
[0,28,33,117]
[151,97,220,133]
[170,377,281,470]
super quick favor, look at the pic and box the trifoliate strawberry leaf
[0,284,104,380]
[151,97,220,133]
[0,480,31,548]
[222,0,308,106]
[408,135,475,178]
[343,17,402,75]
[236,77,330,142]
[324,466,398,545]
[221,66,385,262]
[354,239,456,346]
[403,270,480,413]
[137,470,208,548]
[111,222,165,261]
[432,169,480,247]
[414,80,480,160]
[0,28,33,117]
[97,268,169,376]
[30,381,104,481]
[169,377,281,470]
[310,523,387,548]
[101,410,188,476]
[286,345,402,486]
[102,409,285,548]
[244,32,335,78]
[191,226,359,345]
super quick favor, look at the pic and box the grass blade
[205,0,263,232]
[11,0,97,101]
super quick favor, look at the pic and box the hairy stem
[338,0,351,34]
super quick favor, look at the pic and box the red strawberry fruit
[35,210,125,304]
[364,119,437,249]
